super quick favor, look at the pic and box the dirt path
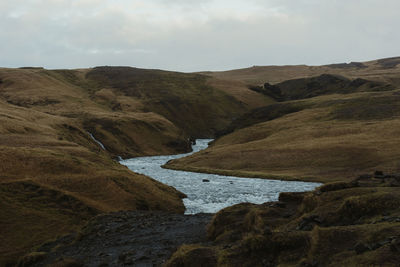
[32,211,213,266]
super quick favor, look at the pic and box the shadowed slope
[84,66,249,137]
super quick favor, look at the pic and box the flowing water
[88,132,106,150]
[120,139,321,214]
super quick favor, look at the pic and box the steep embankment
[0,66,264,265]
[167,176,400,266]
[166,59,400,183]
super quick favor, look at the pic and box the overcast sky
[1,0,399,71]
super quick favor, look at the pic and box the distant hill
[201,56,400,86]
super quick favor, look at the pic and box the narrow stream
[120,139,321,214]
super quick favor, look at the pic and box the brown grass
[2,57,400,264]
[166,90,400,183]
[0,65,261,264]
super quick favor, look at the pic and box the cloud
[0,0,399,71]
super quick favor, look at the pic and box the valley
[1,57,400,266]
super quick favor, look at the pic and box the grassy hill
[0,66,267,264]
[165,58,400,183]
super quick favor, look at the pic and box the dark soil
[30,211,213,267]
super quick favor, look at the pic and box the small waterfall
[87,132,106,150]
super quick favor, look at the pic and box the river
[120,139,321,214]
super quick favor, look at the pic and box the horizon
[8,54,400,73]
[1,0,400,72]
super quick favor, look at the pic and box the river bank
[22,211,212,267]
[24,174,400,266]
